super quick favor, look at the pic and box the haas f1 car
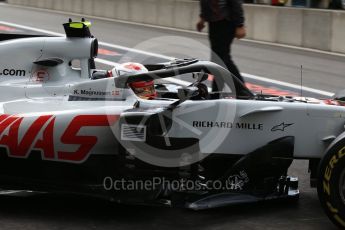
[0,20,344,228]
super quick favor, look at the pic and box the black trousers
[208,20,245,92]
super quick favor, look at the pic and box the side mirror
[167,86,199,111]
[177,87,199,100]
[192,72,209,83]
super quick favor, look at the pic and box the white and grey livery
[0,20,344,229]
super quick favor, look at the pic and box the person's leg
[209,21,227,68]
[209,20,245,94]
[220,21,245,83]
[224,46,244,83]
[209,20,228,92]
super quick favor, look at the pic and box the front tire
[317,141,345,228]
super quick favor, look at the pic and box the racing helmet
[119,62,156,99]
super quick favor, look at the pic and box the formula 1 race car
[0,20,344,228]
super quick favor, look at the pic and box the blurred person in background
[197,0,246,92]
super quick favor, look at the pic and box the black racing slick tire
[317,141,345,229]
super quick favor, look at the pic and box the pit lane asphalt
[0,3,340,229]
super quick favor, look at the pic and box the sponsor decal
[32,70,49,82]
[193,121,263,131]
[0,69,26,77]
[73,88,121,97]
[322,146,345,227]
[0,114,119,163]
[123,63,144,71]
[227,171,249,191]
[271,122,293,132]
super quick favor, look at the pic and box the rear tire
[317,141,345,228]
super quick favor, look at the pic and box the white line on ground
[4,3,345,59]
[0,21,175,60]
[97,41,175,61]
[0,21,189,87]
[0,20,63,36]
[0,20,334,96]
[242,73,334,97]
[94,58,120,67]
[97,59,190,86]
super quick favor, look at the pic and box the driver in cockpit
[112,62,157,100]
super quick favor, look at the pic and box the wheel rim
[339,168,345,204]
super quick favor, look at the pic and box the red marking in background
[207,74,297,96]
[0,25,19,32]
[98,48,121,56]
[245,82,298,96]
[208,74,215,81]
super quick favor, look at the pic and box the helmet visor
[132,84,156,97]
